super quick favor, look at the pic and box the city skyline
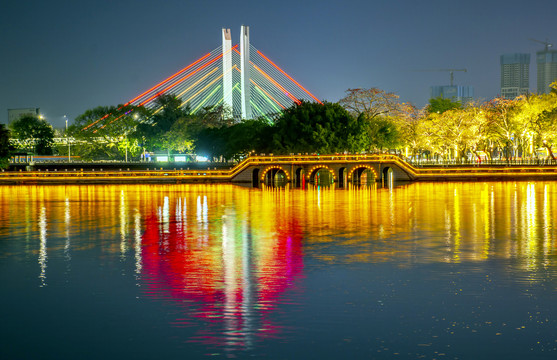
[1,0,556,127]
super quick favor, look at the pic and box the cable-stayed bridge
[84,26,321,131]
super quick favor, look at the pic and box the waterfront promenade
[3,154,557,186]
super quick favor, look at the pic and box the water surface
[1,182,557,359]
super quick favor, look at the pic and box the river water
[1,182,557,359]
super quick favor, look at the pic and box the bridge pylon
[222,28,233,113]
[240,25,252,120]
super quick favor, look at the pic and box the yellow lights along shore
[2,154,557,184]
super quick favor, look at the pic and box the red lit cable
[138,45,237,107]
[252,64,301,105]
[82,52,214,131]
[257,50,322,104]
[126,52,212,106]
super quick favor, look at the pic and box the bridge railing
[408,158,557,167]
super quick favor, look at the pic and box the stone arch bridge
[230,154,415,187]
[5,154,557,185]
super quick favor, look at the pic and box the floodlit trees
[338,88,402,151]
[10,115,55,155]
[66,82,557,163]
[515,92,557,159]
[70,105,146,160]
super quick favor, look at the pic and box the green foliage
[0,124,12,168]
[272,101,368,154]
[133,94,197,153]
[427,97,462,114]
[9,115,55,155]
[195,118,272,160]
[365,116,401,151]
[66,85,557,163]
[71,104,146,160]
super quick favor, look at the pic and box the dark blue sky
[1,0,555,127]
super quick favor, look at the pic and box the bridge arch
[306,165,336,185]
[260,165,290,186]
[382,166,394,186]
[294,167,305,187]
[338,167,347,188]
[348,165,378,185]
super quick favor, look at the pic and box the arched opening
[338,167,347,188]
[252,168,260,188]
[350,166,377,186]
[308,167,335,187]
[261,167,289,187]
[295,167,304,188]
[382,167,394,188]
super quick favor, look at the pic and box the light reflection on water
[1,182,557,358]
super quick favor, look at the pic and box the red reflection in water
[140,206,304,350]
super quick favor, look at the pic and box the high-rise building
[500,53,530,99]
[537,49,557,94]
[430,85,474,104]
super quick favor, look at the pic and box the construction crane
[416,68,467,86]
[529,38,553,51]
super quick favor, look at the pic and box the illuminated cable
[254,48,322,104]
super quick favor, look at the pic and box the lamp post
[65,115,71,162]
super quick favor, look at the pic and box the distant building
[500,53,530,99]
[537,49,557,94]
[7,108,40,124]
[430,85,474,104]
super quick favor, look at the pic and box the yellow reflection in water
[2,182,557,284]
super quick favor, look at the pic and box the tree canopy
[427,97,462,114]
[0,124,11,168]
[271,101,369,154]
[9,115,55,155]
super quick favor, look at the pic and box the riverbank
[3,155,557,185]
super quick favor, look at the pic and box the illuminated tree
[10,115,55,155]
[427,97,462,114]
[339,88,401,120]
[516,92,557,159]
[462,102,491,161]
[71,105,146,160]
[396,103,428,158]
[484,98,521,162]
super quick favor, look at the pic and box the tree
[71,105,147,160]
[133,94,192,152]
[271,101,368,154]
[515,92,557,159]
[339,88,401,121]
[396,103,428,159]
[10,115,55,155]
[485,98,521,162]
[427,97,462,114]
[365,116,401,151]
[0,124,12,168]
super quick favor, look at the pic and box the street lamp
[65,115,70,162]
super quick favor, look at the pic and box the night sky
[1,0,555,128]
